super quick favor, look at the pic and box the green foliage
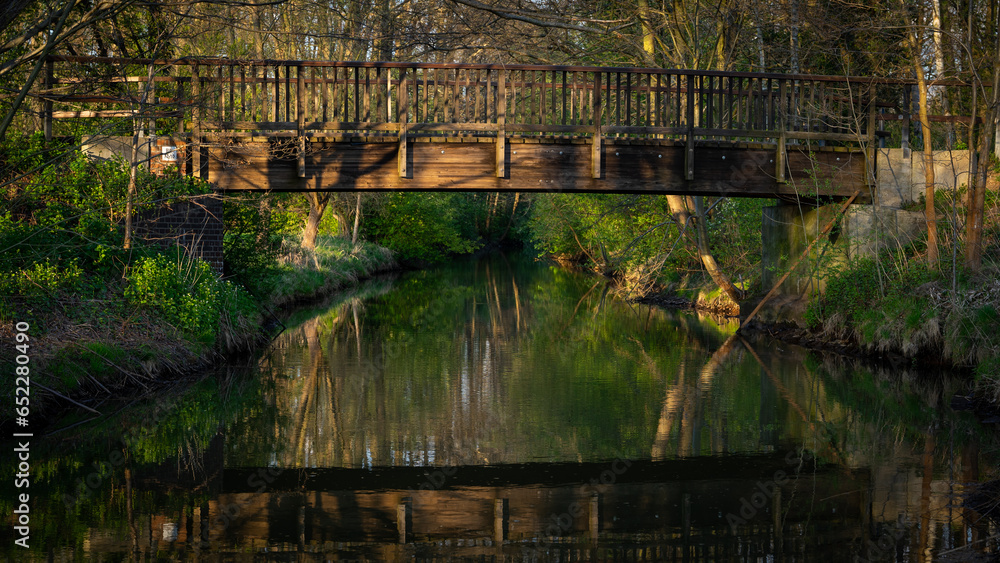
[811,256,884,322]
[223,195,288,296]
[363,193,481,262]
[124,253,224,340]
[529,193,684,273]
[0,258,85,296]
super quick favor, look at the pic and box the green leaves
[363,193,482,262]
[124,253,227,339]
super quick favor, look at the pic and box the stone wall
[82,136,219,272]
[133,195,224,273]
[82,134,189,176]
[761,204,924,297]
[876,148,973,208]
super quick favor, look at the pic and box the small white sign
[161,145,178,162]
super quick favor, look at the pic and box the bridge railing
[42,57,887,137]
[39,56,973,180]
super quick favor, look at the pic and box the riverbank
[0,235,396,429]
[641,265,1000,406]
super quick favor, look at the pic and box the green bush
[125,253,223,339]
[223,196,289,296]
[363,193,481,262]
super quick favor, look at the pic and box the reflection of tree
[245,256,934,469]
[651,335,737,459]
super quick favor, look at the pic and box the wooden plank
[776,79,786,183]
[208,141,867,200]
[192,63,201,179]
[409,123,495,132]
[507,123,594,133]
[604,125,688,136]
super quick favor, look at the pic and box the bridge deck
[41,56,971,201]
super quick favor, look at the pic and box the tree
[903,0,939,268]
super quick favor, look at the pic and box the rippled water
[4,253,999,561]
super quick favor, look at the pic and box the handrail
[45,55,971,87]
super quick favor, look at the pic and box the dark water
[4,254,999,561]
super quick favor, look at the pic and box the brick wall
[134,194,224,273]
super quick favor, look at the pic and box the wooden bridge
[42,56,971,202]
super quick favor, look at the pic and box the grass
[269,235,396,308]
[1,234,396,422]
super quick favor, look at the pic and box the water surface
[4,254,997,561]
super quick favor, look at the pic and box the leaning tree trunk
[693,196,742,302]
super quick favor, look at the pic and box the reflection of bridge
[42,56,971,202]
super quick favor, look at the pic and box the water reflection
[4,254,999,561]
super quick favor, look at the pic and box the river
[4,253,998,561]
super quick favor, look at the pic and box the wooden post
[686,74,695,181]
[297,64,306,178]
[191,63,200,179]
[866,87,877,188]
[174,64,184,134]
[494,498,508,543]
[776,79,787,183]
[592,71,602,179]
[589,493,600,545]
[43,59,53,142]
[397,498,411,543]
[496,68,507,178]
[398,68,409,178]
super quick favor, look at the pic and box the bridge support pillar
[761,203,924,299]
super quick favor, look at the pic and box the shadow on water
[4,253,1000,561]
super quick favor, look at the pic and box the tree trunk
[789,0,800,75]
[931,0,954,147]
[351,193,362,246]
[966,11,1000,270]
[637,0,656,65]
[907,22,939,267]
[693,196,742,302]
[302,192,330,250]
[123,64,155,250]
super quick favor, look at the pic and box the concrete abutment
[760,148,971,314]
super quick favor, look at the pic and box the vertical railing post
[592,71,602,179]
[191,63,201,178]
[398,67,409,178]
[866,85,877,189]
[686,74,695,181]
[297,64,306,178]
[496,68,506,178]
[494,498,508,543]
[397,498,411,543]
[776,79,787,183]
[43,58,53,142]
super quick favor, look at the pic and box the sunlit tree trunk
[302,192,330,250]
[694,197,742,302]
[351,193,362,246]
[931,0,953,147]
[906,12,939,267]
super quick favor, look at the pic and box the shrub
[125,253,222,339]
